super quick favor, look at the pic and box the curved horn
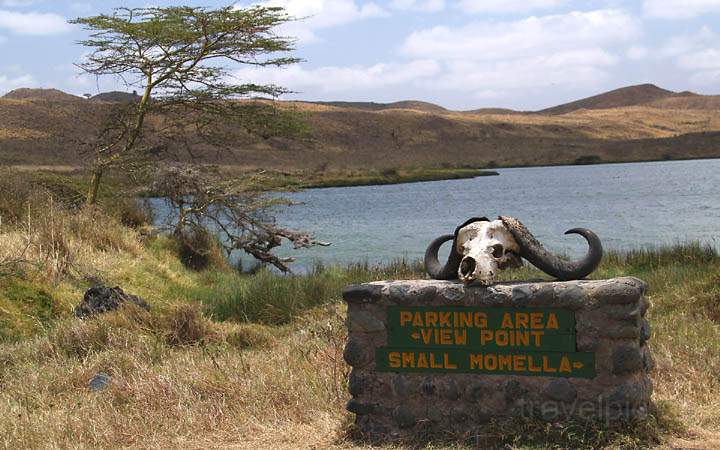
[424,234,462,280]
[424,217,491,280]
[500,216,603,281]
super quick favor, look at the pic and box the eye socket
[491,244,504,258]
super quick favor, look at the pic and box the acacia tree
[70,5,324,271]
[70,5,301,205]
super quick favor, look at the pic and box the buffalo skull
[424,216,603,285]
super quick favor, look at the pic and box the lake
[153,159,720,272]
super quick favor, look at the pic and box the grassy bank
[293,168,499,189]
[1,188,720,448]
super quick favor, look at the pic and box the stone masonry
[343,277,653,442]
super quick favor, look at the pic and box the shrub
[574,154,603,165]
[113,198,155,229]
[173,225,226,271]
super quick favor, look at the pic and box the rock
[600,323,641,339]
[89,372,111,392]
[593,280,642,305]
[465,381,491,402]
[343,336,370,367]
[347,399,375,415]
[543,379,577,403]
[557,285,588,309]
[612,345,644,375]
[640,319,652,345]
[348,371,368,396]
[346,310,385,333]
[440,284,465,302]
[392,376,416,397]
[342,284,383,304]
[605,381,646,408]
[75,285,149,318]
[392,405,416,428]
[505,380,528,403]
[421,378,437,395]
[511,286,532,305]
[441,379,461,400]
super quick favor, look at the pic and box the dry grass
[0,302,351,449]
[0,244,718,448]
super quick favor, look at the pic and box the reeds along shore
[0,184,719,448]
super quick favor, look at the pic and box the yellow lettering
[440,328,452,345]
[546,313,559,330]
[454,328,467,345]
[515,312,529,328]
[399,311,412,327]
[439,312,451,327]
[501,313,513,328]
[516,331,529,346]
[543,355,556,373]
[430,353,442,368]
[484,354,498,370]
[532,331,544,347]
[459,312,472,328]
[528,356,542,372]
[412,312,423,327]
[475,312,487,328]
[421,328,432,345]
[425,311,438,327]
[469,354,483,369]
[498,354,513,370]
[402,352,415,368]
[559,356,571,373]
[496,330,509,347]
[513,355,527,371]
[389,351,401,368]
[444,353,457,369]
[480,330,493,345]
[417,352,428,368]
[530,312,544,329]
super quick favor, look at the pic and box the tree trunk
[86,169,103,206]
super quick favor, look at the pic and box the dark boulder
[75,285,150,318]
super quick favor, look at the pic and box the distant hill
[464,108,523,115]
[2,88,82,102]
[301,100,447,113]
[539,84,677,115]
[89,91,141,103]
[2,84,720,170]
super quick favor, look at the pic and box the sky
[0,0,719,110]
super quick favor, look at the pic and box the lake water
[153,159,720,272]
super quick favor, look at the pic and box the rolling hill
[538,84,678,114]
[1,84,720,170]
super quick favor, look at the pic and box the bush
[113,198,155,229]
[173,225,226,271]
[574,154,603,165]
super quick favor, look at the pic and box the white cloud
[233,59,440,93]
[626,46,649,60]
[244,0,388,43]
[644,0,720,19]
[456,0,568,14]
[657,27,720,86]
[0,1,36,7]
[0,72,35,94]
[402,10,640,60]
[390,0,445,12]
[398,9,638,95]
[0,9,71,35]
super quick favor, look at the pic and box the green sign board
[376,306,595,378]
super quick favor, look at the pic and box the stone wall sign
[378,306,594,378]
[343,277,653,442]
